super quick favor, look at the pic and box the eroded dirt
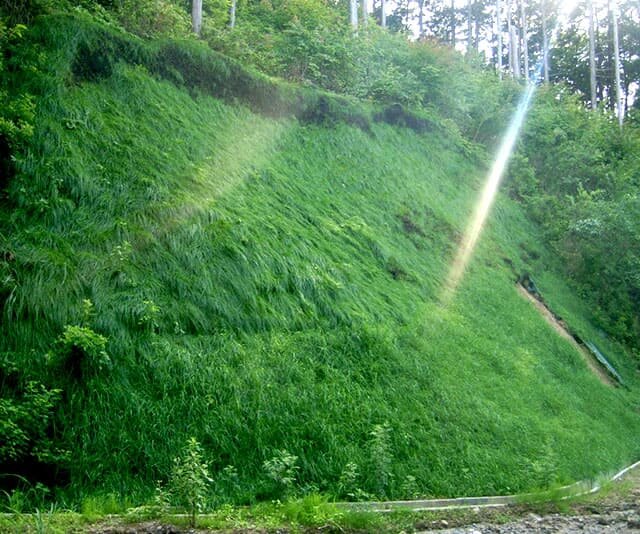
[516,284,615,387]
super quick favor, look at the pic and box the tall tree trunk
[418,0,425,37]
[381,0,386,28]
[192,0,202,35]
[451,0,456,46]
[467,0,473,53]
[350,0,358,30]
[362,0,368,26]
[229,0,236,28]
[589,0,597,109]
[612,2,623,127]
[520,0,528,79]
[496,0,503,78]
[511,24,520,78]
[542,2,549,83]
[507,0,513,75]
[474,17,480,51]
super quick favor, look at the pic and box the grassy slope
[1,15,639,504]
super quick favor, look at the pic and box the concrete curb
[336,460,640,512]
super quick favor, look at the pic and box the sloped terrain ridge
[1,13,639,506]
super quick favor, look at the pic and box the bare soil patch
[516,284,615,387]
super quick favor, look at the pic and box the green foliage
[337,462,361,500]
[168,437,212,527]
[0,356,61,467]
[1,10,639,513]
[0,381,60,463]
[0,21,36,187]
[47,325,110,379]
[263,450,299,498]
[401,474,420,499]
[115,0,190,39]
[510,87,640,348]
[0,0,57,24]
[368,422,393,498]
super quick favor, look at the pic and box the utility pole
[381,0,386,28]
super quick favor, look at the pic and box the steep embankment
[1,14,639,504]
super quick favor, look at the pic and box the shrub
[115,0,190,39]
[169,437,212,527]
[47,325,111,380]
[263,449,299,498]
[0,382,61,463]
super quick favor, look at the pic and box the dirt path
[516,284,615,387]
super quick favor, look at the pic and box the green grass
[1,11,639,511]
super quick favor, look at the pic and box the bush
[263,449,299,498]
[0,355,63,470]
[47,325,111,380]
[0,0,57,24]
[115,0,190,39]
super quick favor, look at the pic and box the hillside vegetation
[1,2,639,512]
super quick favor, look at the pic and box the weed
[401,474,420,499]
[337,461,360,500]
[369,422,393,498]
[169,437,212,527]
[264,450,299,498]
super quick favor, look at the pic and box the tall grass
[0,12,639,508]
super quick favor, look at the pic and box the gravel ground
[418,469,640,533]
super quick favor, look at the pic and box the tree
[192,0,202,35]
[229,0,236,28]
[589,0,597,109]
[612,1,623,127]
[496,0,503,76]
[351,0,358,29]
[520,0,528,78]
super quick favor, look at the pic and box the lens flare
[440,0,574,303]
[441,81,537,303]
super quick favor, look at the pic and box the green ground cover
[0,13,639,511]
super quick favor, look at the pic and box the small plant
[138,298,161,333]
[153,480,170,513]
[400,474,420,499]
[215,464,241,503]
[337,461,360,500]
[47,325,111,379]
[169,437,212,527]
[263,449,299,498]
[369,422,393,498]
[80,298,94,325]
